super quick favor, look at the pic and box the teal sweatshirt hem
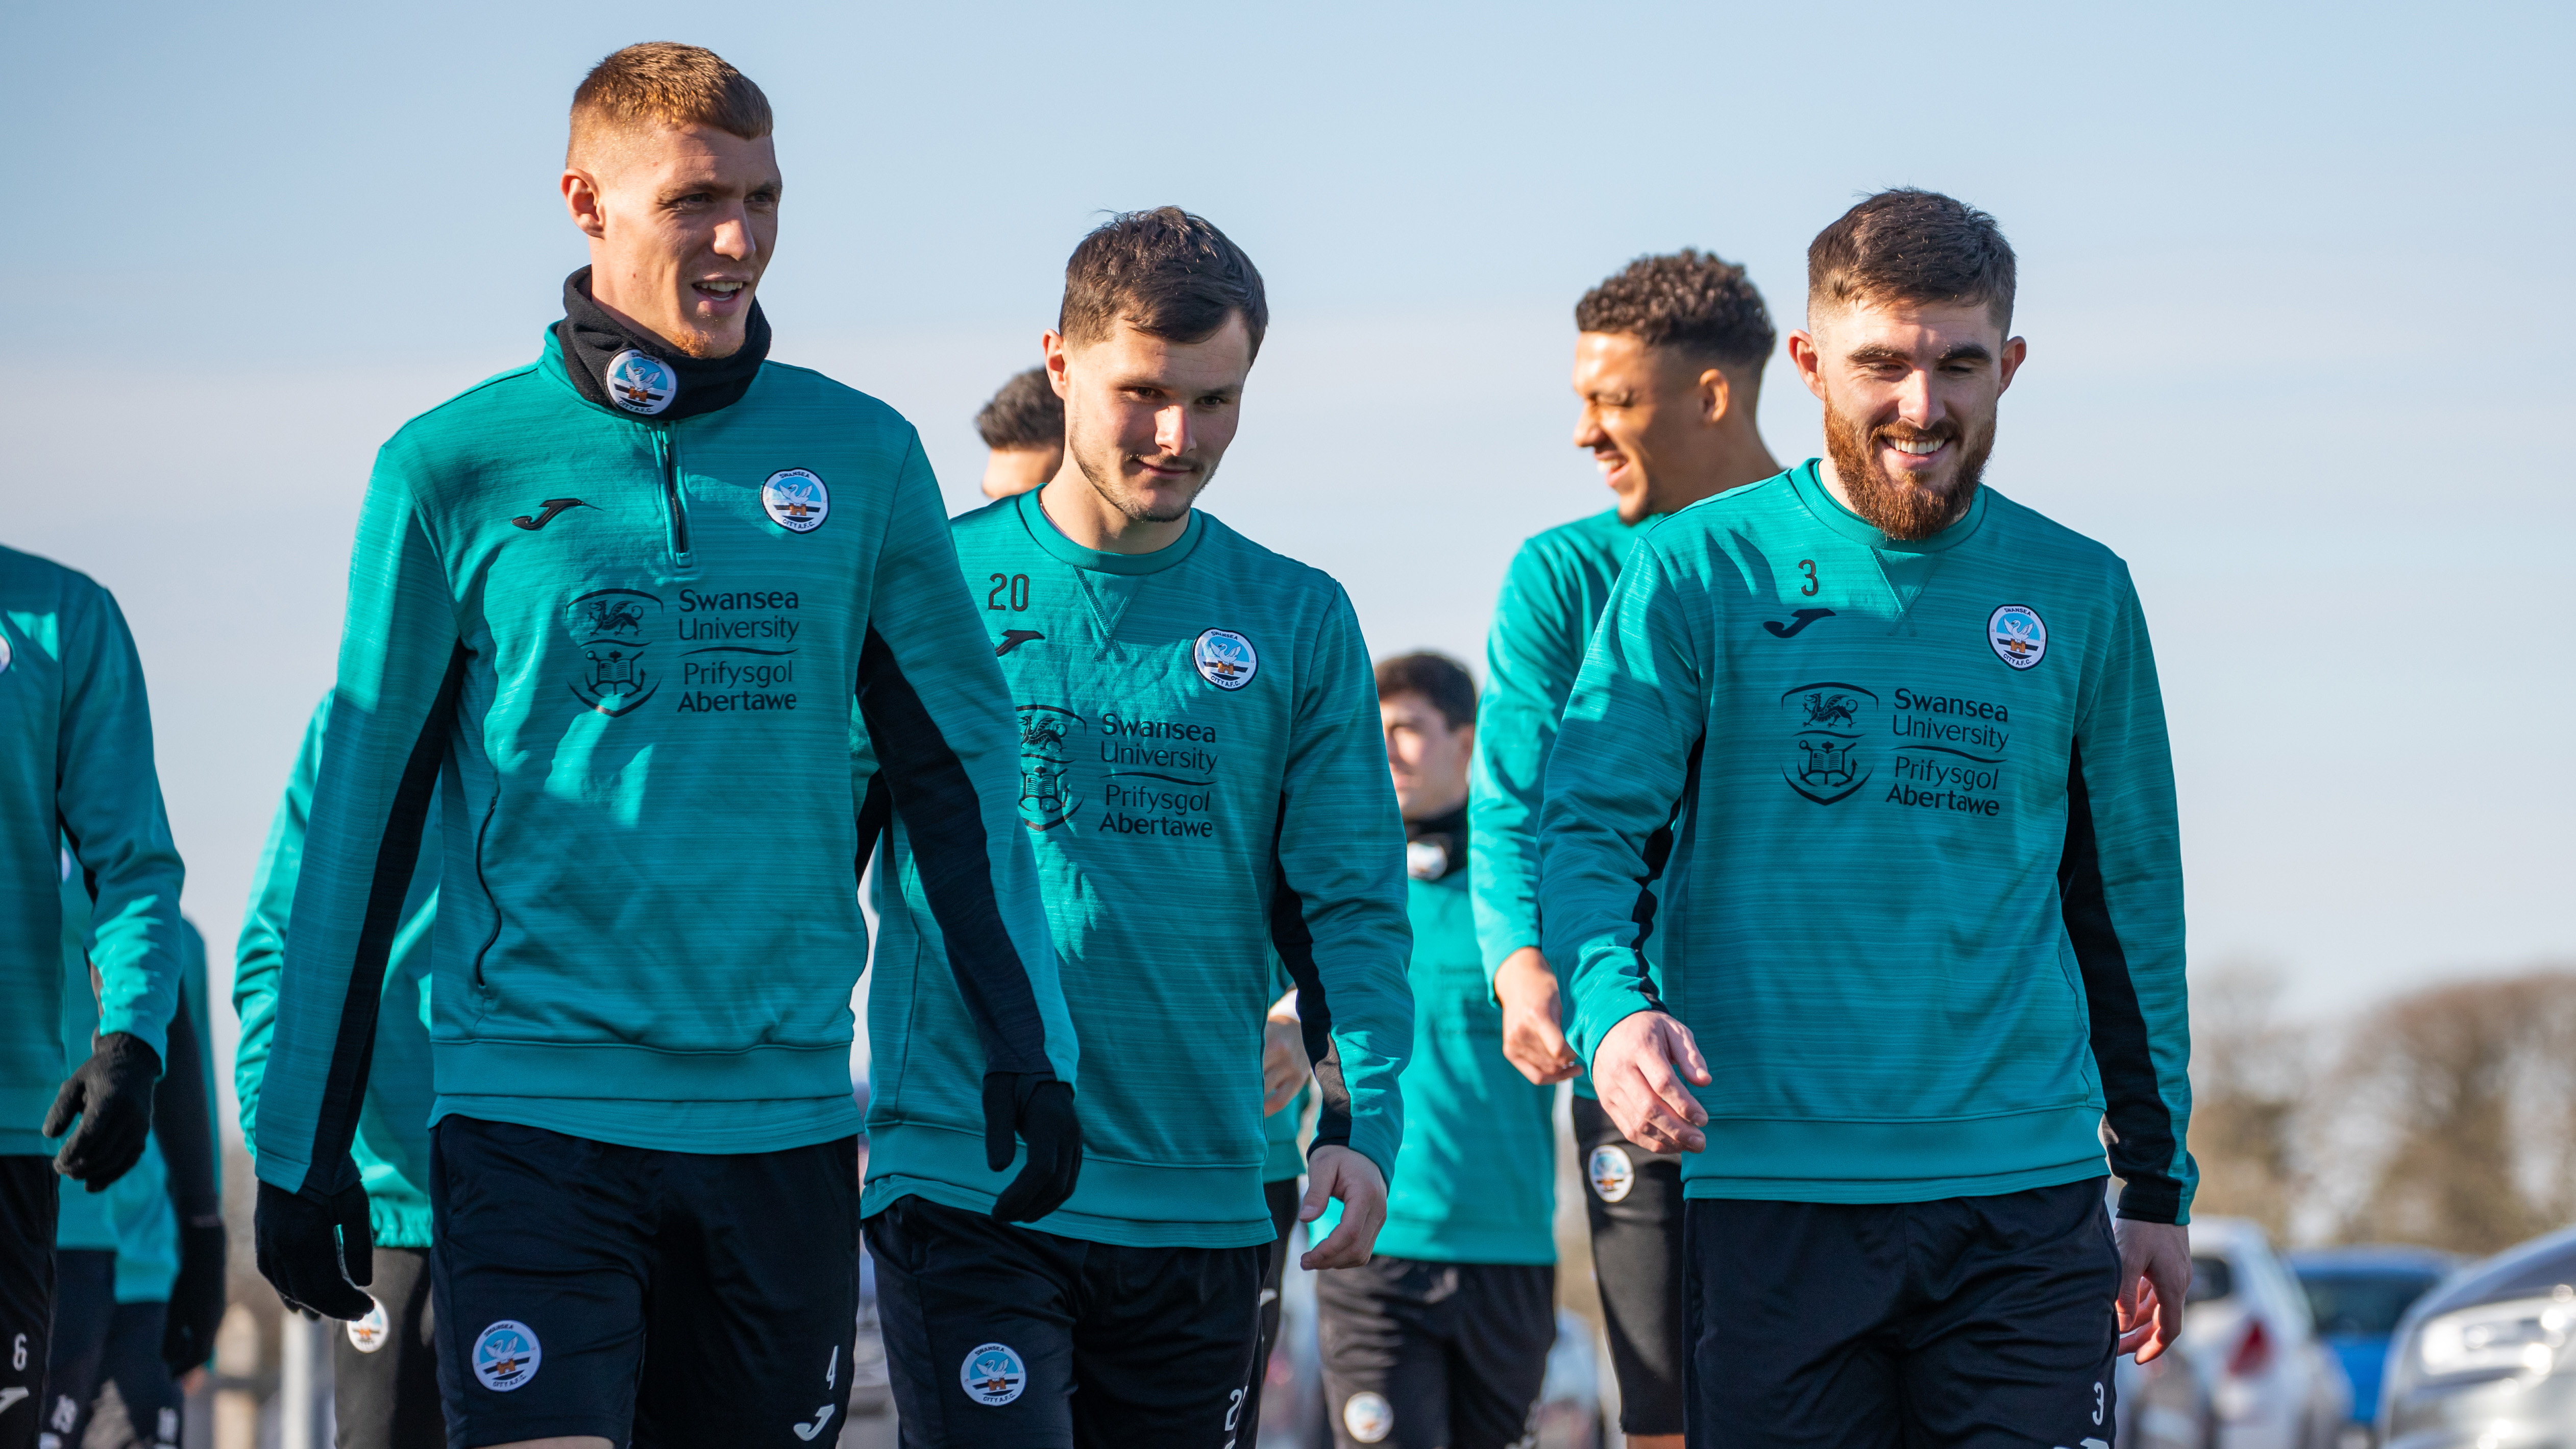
[370,1197,434,1251]
[432,1039,856,1102]
[1365,1220,1556,1267]
[428,1095,862,1157]
[1676,1107,2109,1204]
[865,1122,1274,1249]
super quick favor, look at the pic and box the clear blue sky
[3,1,2567,1080]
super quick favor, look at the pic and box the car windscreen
[2297,1271,2442,1336]
[2188,1256,2234,1304]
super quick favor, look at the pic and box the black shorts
[1242,1180,1302,1440]
[866,1193,1266,1448]
[39,1249,180,1449]
[1570,1093,1685,1436]
[1314,1256,1554,1449]
[1684,1178,2121,1448]
[0,1158,57,1449]
[336,1245,442,1449]
[429,1117,858,1449]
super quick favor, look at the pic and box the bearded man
[1535,188,2195,1447]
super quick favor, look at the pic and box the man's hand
[1495,948,1582,1085]
[1298,1145,1387,1270]
[2115,1218,2190,1363]
[163,1217,228,1374]
[46,1033,161,1190]
[984,1072,1083,1222]
[254,1175,374,1320]
[1262,1015,1308,1115]
[1593,1010,1710,1153]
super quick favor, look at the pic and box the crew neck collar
[1786,457,1989,555]
[1015,487,1206,575]
[551,266,771,422]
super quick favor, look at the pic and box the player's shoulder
[0,542,113,616]
[1977,487,2133,587]
[946,492,1022,544]
[1190,509,1350,608]
[746,360,916,442]
[1630,469,1802,564]
[1513,507,1633,572]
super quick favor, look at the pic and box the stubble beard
[1822,396,1996,542]
[1069,424,1211,524]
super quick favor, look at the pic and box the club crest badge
[1988,604,2047,671]
[472,1320,541,1392]
[960,1343,1027,1407]
[1343,1391,1395,1443]
[1192,629,1258,691]
[565,588,664,717]
[1588,1144,1635,1202]
[603,350,676,415]
[347,1298,390,1354]
[762,469,830,533]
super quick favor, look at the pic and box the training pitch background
[3,2,2568,1101]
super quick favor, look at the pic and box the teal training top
[1467,508,1659,1100]
[1,546,185,1154]
[863,490,1413,1248]
[236,693,437,1248]
[1539,464,2196,1221]
[255,327,1068,1194]
[1328,811,1555,1264]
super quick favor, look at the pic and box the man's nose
[1573,406,1604,448]
[1156,404,1192,458]
[1894,370,1938,428]
[712,210,757,262]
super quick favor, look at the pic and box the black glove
[45,1033,161,1190]
[162,1218,229,1374]
[983,1072,1082,1223]
[254,1176,375,1320]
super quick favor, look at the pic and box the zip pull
[653,428,694,567]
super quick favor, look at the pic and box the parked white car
[2183,1218,2354,1449]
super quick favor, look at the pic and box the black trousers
[0,1160,56,1449]
[40,1249,180,1449]
[1683,1178,2121,1449]
[1572,1094,1686,1436]
[334,1244,443,1449]
[1240,1180,1302,1441]
[867,1194,1267,1448]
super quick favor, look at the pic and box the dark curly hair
[1808,189,2016,330]
[1574,249,1776,372]
[1059,207,1268,359]
[973,367,1063,452]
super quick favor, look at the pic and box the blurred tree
[2187,963,2313,1238]
[2333,971,2576,1255]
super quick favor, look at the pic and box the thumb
[337,1192,375,1290]
[1297,1161,1336,1223]
[42,1076,84,1140]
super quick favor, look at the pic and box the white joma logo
[0,1387,26,1415]
[792,1404,836,1441]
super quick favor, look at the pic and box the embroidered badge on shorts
[1343,1391,1395,1443]
[960,1342,1026,1406]
[472,1320,542,1391]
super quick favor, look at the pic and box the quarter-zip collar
[554,266,771,422]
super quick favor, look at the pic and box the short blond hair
[567,42,772,166]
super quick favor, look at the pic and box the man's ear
[1697,367,1733,427]
[1042,331,1073,400]
[562,169,609,241]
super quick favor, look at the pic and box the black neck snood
[1405,803,1468,881]
[554,266,772,422]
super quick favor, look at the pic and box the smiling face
[1047,313,1252,526]
[563,123,780,358]
[1789,297,2025,540]
[1572,331,1743,525]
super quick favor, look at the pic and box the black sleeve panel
[854,770,893,891]
[154,971,219,1225]
[856,626,1049,1077]
[1267,793,1354,1152]
[1618,735,1703,1012]
[2060,741,2184,1222]
[308,642,465,1196]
